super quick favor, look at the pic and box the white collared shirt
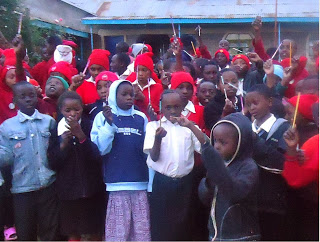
[252,114,277,134]
[182,100,196,117]
[236,78,244,96]
[132,79,156,91]
[143,117,201,178]
[86,76,95,84]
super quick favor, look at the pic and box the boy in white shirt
[143,89,206,241]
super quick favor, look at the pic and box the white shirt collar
[86,76,95,83]
[182,100,196,117]
[252,114,277,134]
[132,78,156,91]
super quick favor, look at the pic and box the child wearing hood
[199,113,260,241]
[91,80,150,241]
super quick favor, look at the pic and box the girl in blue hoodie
[91,80,150,241]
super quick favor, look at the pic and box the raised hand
[147,104,158,121]
[133,84,145,101]
[283,127,299,149]
[247,52,262,63]
[155,127,167,140]
[66,116,85,141]
[252,16,262,32]
[222,99,235,116]
[263,59,274,75]
[103,105,113,126]
[170,115,192,128]
[69,73,85,91]
[60,130,72,150]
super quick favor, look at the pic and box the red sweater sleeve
[252,38,270,61]
[196,46,212,59]
[282,135,319,188]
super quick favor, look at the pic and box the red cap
[134,52,154,73]
[145,44,153,53]
[62,40,78,49]
[3,49,16,66]
[0,48,3,57]
[170,71,194,90]
[288,94,319,121]
[48,61,77,83]
[88,49,110,71]
[28,78,40,87]
[95,71,118,86]
[232,54,251,68]
[214,49,230,62]
[0,65,15,83]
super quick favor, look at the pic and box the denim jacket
[0,110,56,194]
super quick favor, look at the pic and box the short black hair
[160,89,180,101]
[219,68,237,83]
[201,60,219,73]
[116,42,129,53]
[248,84,272,99]
[194,58,209,69]
[47,35,62,47]
[58,91,83,110]
[180,34,196,51]
[12,81,35,97]
[115,53,131,68]
[182,61,196,80]
[163,58,176,72]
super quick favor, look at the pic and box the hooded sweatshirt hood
[108,79,135,116]
[211,112,253,164]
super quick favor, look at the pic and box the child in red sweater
[75,49,111,104]
[130,52,163,120]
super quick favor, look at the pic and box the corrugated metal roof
[65,0,319,20]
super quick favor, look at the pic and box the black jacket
[253,118,290,214]
[199,113,260,241]
[48,115,105,200]
[204,91,242,131]
[243,63,265,92]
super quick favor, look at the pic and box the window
[224,33,253,56]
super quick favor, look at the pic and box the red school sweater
[282,134,319,189]
[135,83,163,120]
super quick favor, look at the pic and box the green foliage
[0,0,20,41]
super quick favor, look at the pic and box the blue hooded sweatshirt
[91,80,149,191]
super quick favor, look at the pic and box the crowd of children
[0,15,318,241]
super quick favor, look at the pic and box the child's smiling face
[212,123,238,161]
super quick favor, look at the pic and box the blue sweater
[90,80,149,191]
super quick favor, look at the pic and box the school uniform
[252,114,290,241]
[144,117,201,241]
[132,79,163,120]
[48,115,105,236]
[0,110,59,241]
